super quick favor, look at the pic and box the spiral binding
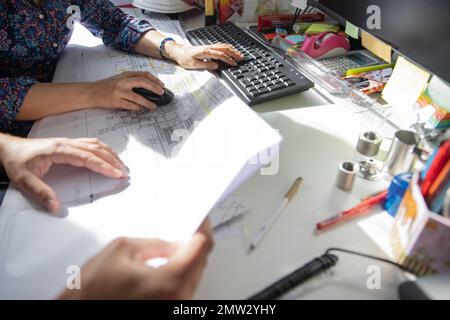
[248,253,339,300]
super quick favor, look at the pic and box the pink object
[300,32,350,60]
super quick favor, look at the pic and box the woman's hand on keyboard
[0,134,127,212]
[165,42,244,70]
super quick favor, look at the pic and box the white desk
[177,10,407,300]
[195,102,407,300]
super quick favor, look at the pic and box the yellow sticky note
[345,21,359,39]
[382,56,430,110]
[361,31,392,63]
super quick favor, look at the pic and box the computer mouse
[132,87,175,106]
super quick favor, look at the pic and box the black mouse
[132,87,174,106]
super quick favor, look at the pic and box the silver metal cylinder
[356,131,383,157]
[385,130,419,176]
[336,161,359,192]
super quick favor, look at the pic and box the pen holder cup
[384,130,419,176]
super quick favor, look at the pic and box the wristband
[159,37,176,60]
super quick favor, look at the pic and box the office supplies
[345,63,394,76]
[385,130,419,176]
[275,27,288,36]
[132,87,174,106]
[292,22,312,34]
[316,190,387,231]
[421,141,450,197]
[248,177,303,252]
[344,67,393,95]
[383,173,412,216]
[426,158,450,202]
[318,50,381,77]
[361,31,392,63]
[382,56,431,111]
[356,131,382,157]
[391,174,450,275]
[335,161,358,192]
[358,158,383,181]
[304,23,340,35]
[186,22,314,106]
[344,21,359,39]
[429,172,450,213]
[300,32,349,60]
[204,0,216,26]
[257,13,325,32]
[284,34,305,45]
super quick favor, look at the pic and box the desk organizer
[390,174,450,276]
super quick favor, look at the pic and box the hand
[58,220,214,300]
[90,71,165,111]
[166,42,244,70]
[0,134,127,212]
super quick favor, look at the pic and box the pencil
[248,177,303,253]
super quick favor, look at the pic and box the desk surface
[196,103,405,300]
[179,11,405,300]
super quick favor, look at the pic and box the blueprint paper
[209,194,248,229]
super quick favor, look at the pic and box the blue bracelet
[159,37,176,60]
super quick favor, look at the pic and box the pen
[316,190,387,232]
[248,177,303,253]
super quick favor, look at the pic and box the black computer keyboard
[186,22,314,106]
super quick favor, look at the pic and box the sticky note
[291,0,307,9]
[305,23,340,35]
[345,21,359,39]
[382,56,431,110]
[361,31,392,63]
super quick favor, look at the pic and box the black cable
[325,247,411,272]
[248,253,338,300]
[290,8,300,32]
[248,247,412,300]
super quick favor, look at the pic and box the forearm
[0,133,16,166]
[135,30,184,62]
[17,82,96,121]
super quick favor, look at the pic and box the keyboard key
[285,80,296,87]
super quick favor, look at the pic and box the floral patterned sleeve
[0,77,38,132]
[76,0,155,53]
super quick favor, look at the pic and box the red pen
[316,190,388,232]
